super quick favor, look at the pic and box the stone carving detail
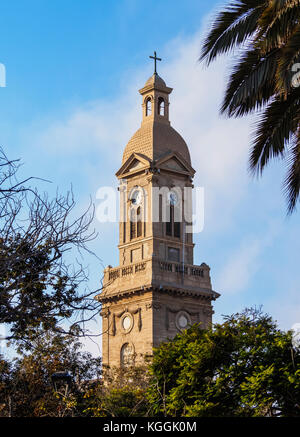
[100,308,110,318]
[145,302,162,311]
[137,308,142,331]
[112,307,142,333]
[111,313,116,336]
[146,174,158,183]
[165,307,200,330]
[120,312,134,333]
[175,311,191,330]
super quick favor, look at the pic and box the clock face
[131,189,142,205]
[168,191,178,206]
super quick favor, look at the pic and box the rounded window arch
[130,205,143,239]
[120,342,135,367]
[137,206,142,237]
[129,187,146,240]
[146,97,152,116]
[130,207,137,240]
[158,97,165,116]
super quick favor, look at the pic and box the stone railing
[106,260,149,282]
[105,258,209,285]
[157,260,207,278]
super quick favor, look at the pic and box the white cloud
[32,98,138,158]
[216,238,264,295]
[215,222,281,295]
[20,24,287,353]
[266,275,300,331]
[161,32,253,232]
[26,28,253,237]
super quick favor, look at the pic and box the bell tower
[97,54,220,369]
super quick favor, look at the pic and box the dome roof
[122,121,191,165]
[122,72,191,167]
[144,73,167,89]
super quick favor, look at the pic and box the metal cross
[149,51,162,74]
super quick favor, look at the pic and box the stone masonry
[96,70,220,368]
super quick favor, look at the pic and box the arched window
[130,208,136,240]
[130,188,145,239]
[121,343,134,367]
[146,97,152,116]
[174,212,181,238]
[123,221,126,243]
[158,97,165,116]
[166,205,181,238]
[137,207,142,237]
[130,206,143,239]
[166,204,173,236]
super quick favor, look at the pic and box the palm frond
[221,47,278,117]
[200,0,265,65]
[276,23,300,96]
[258,0,300,29]
[249,89,300,175]
[284,127,300,214]
[200,0,300,213]
[256,2,300,54]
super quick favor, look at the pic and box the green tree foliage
[0,329,101,417]
[0,336,151,417]
[83,365,151,417]
[0,354,12,415]
[200,0,300,213]
[148,308,300,417]
[2,309,299,417]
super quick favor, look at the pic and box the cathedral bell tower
[97,54,220,369]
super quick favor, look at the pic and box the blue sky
[1,0,300,355]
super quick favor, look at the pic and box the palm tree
[200,0,300,213]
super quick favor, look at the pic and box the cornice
[97,283,219,304]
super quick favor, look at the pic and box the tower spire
[149,51,162,75]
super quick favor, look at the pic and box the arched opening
[158,97,165,116]
[129,188,145,239]
[166,204,173,236]
[146,97,152,116]
[166,205,181,239]
[130,206,143,239]
[130,207,136,240]
[137,206,142,238]
[120,343,134,367]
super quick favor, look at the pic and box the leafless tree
[0,147,102,343]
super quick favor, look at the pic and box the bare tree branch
[0,148,103,343]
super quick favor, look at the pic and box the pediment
[116,153,151,178]
[161,157,187,172]
[155,152,195,176]
[128,159,144,172]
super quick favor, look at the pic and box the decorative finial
[149,51,162,75]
